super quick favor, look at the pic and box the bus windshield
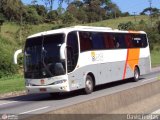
[24,34,66,79]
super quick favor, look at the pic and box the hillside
[0,15,151,49]
[1,15,150,41]
[87,15,150,28]
[0,15,159,77]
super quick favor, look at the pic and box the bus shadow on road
[0,78,145,101]
[94,77,144,92]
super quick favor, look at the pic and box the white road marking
[0,97,45,107]
[19,106,50,114]
[151,109,160,114]
[141,77,158,83]
[0,101,18,106]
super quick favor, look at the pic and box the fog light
[60,86,66,90]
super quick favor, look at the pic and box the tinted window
[79,32,92,52]
[67,32,79,73]
[79,32,148,52]
[125,34,133,48]
[125,34,148,48]
[103,33,115,49]
[114,34,126,48]
[24,34,66,79]
[132,34,148,48]
[91,32,105,49]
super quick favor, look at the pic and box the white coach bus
[14,26,151,94]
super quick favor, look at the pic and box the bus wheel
[133,67,140,82]
[84,75,94,94]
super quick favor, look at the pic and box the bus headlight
[53,80,67,85]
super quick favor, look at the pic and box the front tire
[133,67,140,82]
[84,75,94,94]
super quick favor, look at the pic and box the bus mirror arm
[60,43,66,60]
[13,49,22,64]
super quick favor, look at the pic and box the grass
[0,74,25,94]
[87,15,150,29]
[151,51,160,67]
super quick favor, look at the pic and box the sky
[22,0,160,15]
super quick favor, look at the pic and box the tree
[47,10,58,21]
[61,12,76,24]
[67,1,87,23]
[140,7,160,15]
[105,0,111,4]
[105,2,121,19]
[25,6,43,24]
[0,0,25,22]
[30,5,47,17]
[31,0,38,5]
[83,0,107,22]
[121,12,130,17]
[42,0,73,11]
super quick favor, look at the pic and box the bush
[24,6,43,24]
[52,24,69,30]
[157,21,160,34]
[47,10,59,22]
[0,36,18,78]
[118,21,135,30]
[61,12,77,24]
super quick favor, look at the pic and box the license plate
[40,88,47,92]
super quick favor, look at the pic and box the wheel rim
[86,79,92,91]
[134,69,139,80]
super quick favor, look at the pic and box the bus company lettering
[91,52,103,62]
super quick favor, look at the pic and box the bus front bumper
[26,84,69,94]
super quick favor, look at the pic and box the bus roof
[27,26,146,39]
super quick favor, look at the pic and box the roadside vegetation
[0,0,160,94]
[0,74,24,94]
[151,51,160,67]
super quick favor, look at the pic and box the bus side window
[79,32,92,52]
[91,32,105,49]
[114,34,126,48]
[132,35,143,48]
[125,34,133,48]
[103,33,109,49]
[67,31,79,72]
[104,33,115,49]
[141,35,148,48]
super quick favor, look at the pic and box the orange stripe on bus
[128,48,140,71]
[123,48,140,80]
[123,49,129,80]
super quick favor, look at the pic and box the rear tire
[84,75,94,94]
[133,67,140,82]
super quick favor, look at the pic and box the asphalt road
[0,68,160,116]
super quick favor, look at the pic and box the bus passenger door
[67,31,81,90]
[66,31,79,73]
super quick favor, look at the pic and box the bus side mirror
[60,43,66,60]
[14,49,22,64]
